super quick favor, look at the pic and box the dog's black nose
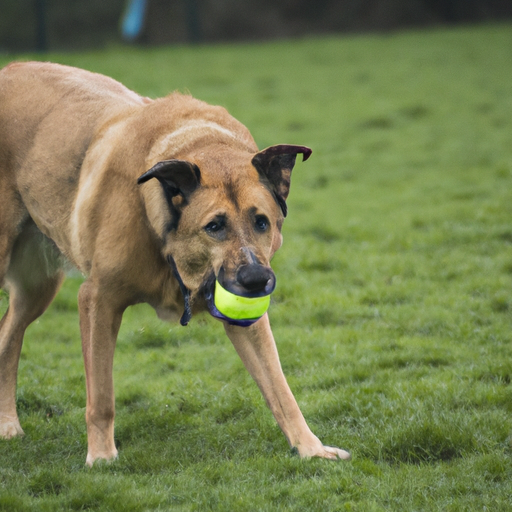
[236,264,275,297]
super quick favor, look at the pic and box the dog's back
[0,61,145,162]
[0,62,146,249]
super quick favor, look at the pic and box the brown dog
[0,61,349,466]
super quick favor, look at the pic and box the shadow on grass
[379,421,477,464]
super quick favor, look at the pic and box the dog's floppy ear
[137,159,201,200]
[251,145,312,217]
[138,160,201,231]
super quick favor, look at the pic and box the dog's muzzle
[168,256,276,327]
[205,264,276,327]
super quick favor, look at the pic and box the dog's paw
[293,438,351,461]
[85,449,119,468]
[319,445,351,461]
[0,419,24,439]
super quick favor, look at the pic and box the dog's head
[137,144,311,325]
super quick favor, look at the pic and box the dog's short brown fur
[0,62,349,465]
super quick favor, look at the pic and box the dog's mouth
[169,255,275,328]
[203,267,275,327]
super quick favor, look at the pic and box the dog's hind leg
[0,191,26,438]
[0,222,64,438]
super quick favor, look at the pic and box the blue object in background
[121,0,148,41]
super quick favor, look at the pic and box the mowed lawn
[1,23,512,511]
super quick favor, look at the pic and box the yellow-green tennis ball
[214,280,270,320]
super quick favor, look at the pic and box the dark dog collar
[167,255,192,326]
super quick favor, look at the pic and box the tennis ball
[214,280,270,321]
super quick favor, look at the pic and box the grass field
[1,23,512,511]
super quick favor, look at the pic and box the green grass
[1,23,512,511]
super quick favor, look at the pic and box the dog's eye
[254,215,269,232]
[204,219,225,234]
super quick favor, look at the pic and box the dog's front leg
[224,314,350,460]
[78,280,124,467]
